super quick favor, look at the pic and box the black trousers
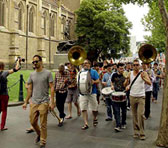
[145,91,152,119]
[126,90,130,108]
[56,91,67,118]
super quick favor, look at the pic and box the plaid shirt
[54,70,70,93]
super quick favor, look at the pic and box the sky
[123,3,151,42]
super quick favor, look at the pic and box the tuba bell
[68,45,87,66]
[138,44,157,63]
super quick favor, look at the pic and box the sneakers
[35,135,40,143]
[105,118,112,121]
[133,134,146,140]
[127,107,130,110]
[140,135,146,140]
[121,125,126,129]
[114,127,121,132]
[133,134,139,138]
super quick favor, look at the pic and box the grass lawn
[7,70,55,102]
[7,70,33,102]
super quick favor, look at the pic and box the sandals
[93,119,98,127]
[81,124,89,130]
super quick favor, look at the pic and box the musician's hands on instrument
[22,102,27,110]
[49,102,55,110]
[111,85,114,90]
[126,85,130,91]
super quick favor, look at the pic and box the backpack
[0,71,7,95]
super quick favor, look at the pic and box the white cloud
[123,3,151,42]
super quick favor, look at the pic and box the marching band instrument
[138,44,157,64]
[68,46,87,66]
[77,70,92,95]
[49,109,61,123]
[112,91,126,102]
[101,87,114,97]
[68,46,92,95]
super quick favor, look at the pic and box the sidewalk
[0,89,163,148]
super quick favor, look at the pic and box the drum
[101,87,113,98]
[112,91,126,102]
[77,70,92,95]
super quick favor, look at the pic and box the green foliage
[75,0,132,61]
[118,0,156,5]
[142,1,168,53]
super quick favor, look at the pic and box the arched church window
[0,0,5,26]
[18,2,24,30]
[29,6,34,32]
[50,14,55,37]
[42,11,47,35]
[61,15,66,39]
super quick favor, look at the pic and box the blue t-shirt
[83,69,99,94]
[102,72,112,87]
[90,69,99,94]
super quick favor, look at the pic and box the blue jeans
[112,101,127,127]
[105,98,113,119]
[153,82,159,100]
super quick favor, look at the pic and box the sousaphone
[138,44,157,63]
[68,46,87,66]
[68,46,92,95]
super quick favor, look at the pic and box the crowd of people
[0,55,165,148]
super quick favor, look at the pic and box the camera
[17,57,25,62]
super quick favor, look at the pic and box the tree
[75,0,132,62]
[142,1,168,53]
[119,0,168,147]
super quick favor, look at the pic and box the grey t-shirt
[27,69,53,104]
[0,71,9,95]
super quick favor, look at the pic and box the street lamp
[49,4,51,69]
[26,0,29,69]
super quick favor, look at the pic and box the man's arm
[49,82,55,110]
[22,83,33,110]
[141,71,152,85]
[8,60,20,74]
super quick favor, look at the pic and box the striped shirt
[54,70,70,93]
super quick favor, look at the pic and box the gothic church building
[0,0,81,68]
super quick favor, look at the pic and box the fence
[8,74,26,102]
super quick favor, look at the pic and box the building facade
[0,0,78,68]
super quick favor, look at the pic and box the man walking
[102,64,113,121]
[111,63,127,132]
[126,59,151,140]
[79,59,99,130]
[23,55,55,148]
[54,63,70,126]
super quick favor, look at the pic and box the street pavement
[0,89,163,148]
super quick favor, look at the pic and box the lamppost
[26,0,29,69]
[49,4,51,69]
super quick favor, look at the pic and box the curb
[8,101,24,107]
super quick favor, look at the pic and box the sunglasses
[32,60,40,64]
[133,64,139,66]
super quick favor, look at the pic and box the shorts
[66,88,79,103]
[79,94,98,111]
